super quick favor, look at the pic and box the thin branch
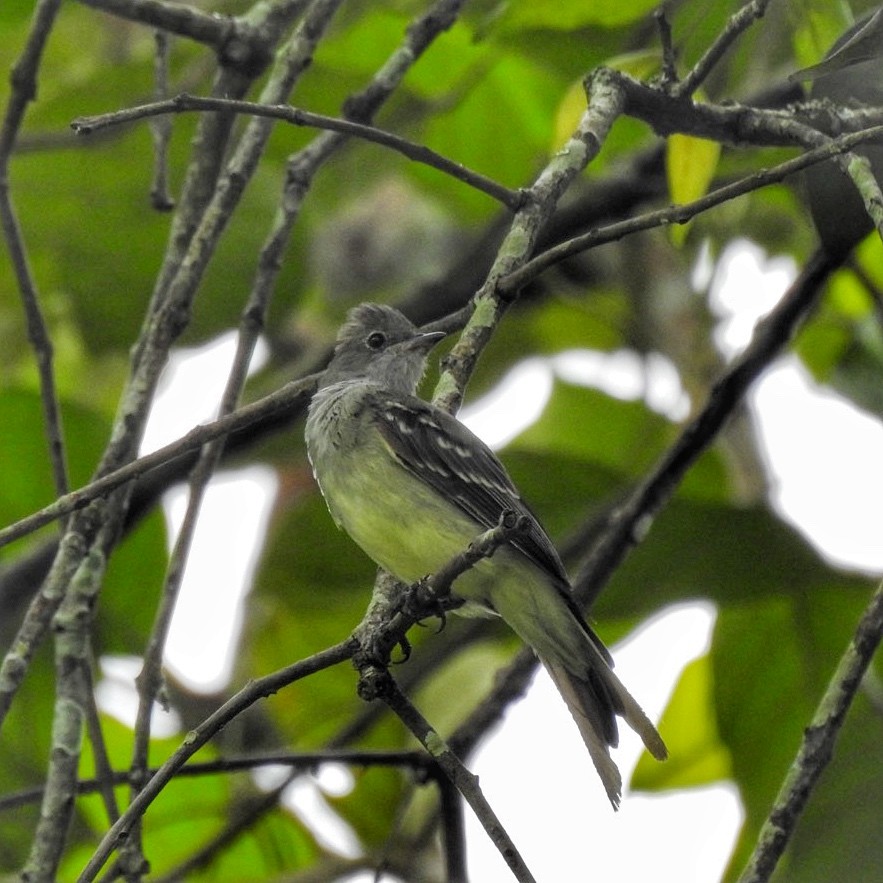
[434,64,627,415]
[736,577,883,883]
[72,93,521,209]
[588,67,883,249]
[574,247,838,608]
[352,515,525,690]
[81,661,121,827]
[0,374,313,737]
[73,0,271,74]
[346,517,536,879]
[77,641,355,882]
[242,0,471,387]
[500,122,883,295]
[654,3,677,88]
[380,675,536,883]
[0,376,316,550]
[149,30,175,211]
[675,0,773,98]
[5,0,338,839]
[0,749,431,812]
[0,0,70,506]
[427,512,528,599]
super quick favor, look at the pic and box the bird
[304,302,667,807]
[796,8,883,256]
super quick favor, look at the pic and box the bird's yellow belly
[316,437,498,601]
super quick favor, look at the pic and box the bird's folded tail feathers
[576,625,669,763]
[543,658,623,808]
[603,663,668,762]
[541,656,667,810]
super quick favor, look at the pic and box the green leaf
[791,2,854,71]
[666,130,722,246]
[0,389,108,530]
[599,498,873,622]
[633,654,733,791]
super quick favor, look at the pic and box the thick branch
[73,0,274,75]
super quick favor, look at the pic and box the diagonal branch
[380,675,536,883]
[76,641,354,882]
[574,247,837,608]
[736,577,883,883]
[434,63,627,416]
[501,123,883,295]
[675,0,774,98]
[0,0,70,507]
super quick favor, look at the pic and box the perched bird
[305,303,667,807]
[796,8,883,256]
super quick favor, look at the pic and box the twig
[347,516,534,879]
[9,3,342,859]
[736,578,883,883]
[81,661,121,826]
[0,749,433,812]
[655,3,677,87]
[73,0,270,73]
[675,0,773,98]
[0,375,316,550]
[500,123,883,295]
[0,0,70,506]
[353,515,525,691]
[434,64,627,415]
[72,93,520,209]
[380,675,536,883]
[428,511,528,599]
[149,30,175,211]
[121,0,352,856]
[76,641,355,882]
[0,374,313,737]
[586,67,883,250]
[245,0,471,380]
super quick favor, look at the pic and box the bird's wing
[369,391,570,585]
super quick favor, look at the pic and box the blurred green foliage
[1,0,882,880]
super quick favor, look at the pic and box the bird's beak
[402,330,446,353]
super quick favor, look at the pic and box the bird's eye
[366,331,386,350]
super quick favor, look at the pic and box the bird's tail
[541,655,667,809]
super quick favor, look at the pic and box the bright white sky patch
[162,466,278,691]
[467,604,740,881]
[751,360,883,572]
